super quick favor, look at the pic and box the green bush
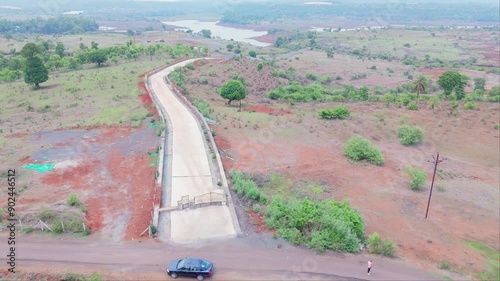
[150,224,157,234]
[67,193,79,206]
[230,170,267,203]
[343,136,384,165]
[192,98,213,118]
[185,63,195,70]
[405,165,427,190]
[464,102,477,110]
[318,105,350,120]
[440,260,451,270]
[305,72,318,80]
[253,203,261,214]
[53,221,64,234]
[407,101,419,110]
[267,82,332,102]
[397,125,424,145]
[265,196,365,253]
[368,232,396,257]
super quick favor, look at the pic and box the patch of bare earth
[0,124,159,241]
[211,99,499,276]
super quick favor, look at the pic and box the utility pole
[425,152,445,219]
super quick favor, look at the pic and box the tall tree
[21,43,48,89]
[55,42,65,57]
[412,76,428,102]
[220,79,247,110]
[24,56,48,89]
[437,71,468,99]
[87,49,107,67]
[21,43,41,58]
[473,77,486,93]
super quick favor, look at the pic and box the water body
[163,20,271,47]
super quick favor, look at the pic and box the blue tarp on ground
[23,164,55,173]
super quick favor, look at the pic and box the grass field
[0,59,166,135]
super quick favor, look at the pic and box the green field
[0,59,168,134]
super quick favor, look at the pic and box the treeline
[221,2,499,24]
[0,40,198,84]
[0,17,98,35]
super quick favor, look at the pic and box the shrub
[318,106,350,120]
[229,170,266,203]
[343,136,384,165]
[185,63,195,70]
[253,203,261,214]
[150,224,157,234]
[397,125,424,145]
[53,221,64,234]
[192,98,213,118]
[368,232,396,257]
[305,72,318,80]
[266,196,365,253]
[440,260,451,270]
[407,102,419,110]
[23,226,34,234]
[464,102,477,110]
[405,165,427,190]
[67,193,79,206]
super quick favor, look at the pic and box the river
[163,20,271,47]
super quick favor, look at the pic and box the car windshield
[177,259,186,269]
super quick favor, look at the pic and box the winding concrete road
[148,59,239,244]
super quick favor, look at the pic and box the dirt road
[2,234,438,281]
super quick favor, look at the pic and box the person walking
[367,260,373,275]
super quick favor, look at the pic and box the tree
[412,76,428,102]
[55,42,65,57]
[200,29,212,38]
[226,44,234,51]
[437,71,469,99]
[87,49,108,67]
[147,45,156,61]
[248,50,257,58]
[473,77,486,94]
[24,56,48,89]
[220,80,246,108]
[91,41,98,50]
[257,62,263,71]
[21,43,41,58]
[126,29,135,37]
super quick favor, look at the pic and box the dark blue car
[166,257,214,280]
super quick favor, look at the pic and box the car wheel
[197,275,204,281]
[170,272,178,279]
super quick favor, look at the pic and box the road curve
[148,59,238,243]
[3,235,438,281]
